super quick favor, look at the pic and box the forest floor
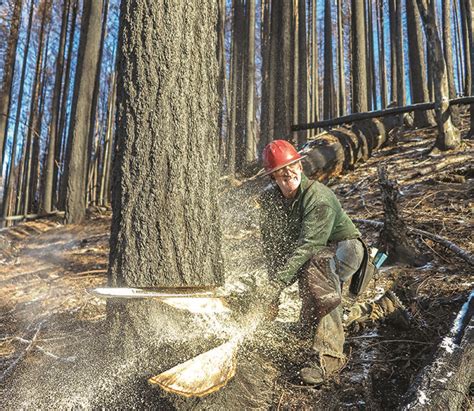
[0,118,472,409]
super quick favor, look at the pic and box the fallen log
[400,290,474,410]
[301,117,399,181]
[353,218,474,266]
[292,96,474,131]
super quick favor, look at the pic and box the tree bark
[64,0,104,224]
[351,0,368,113]
[108,5,224,406]
[416,0,461,151]
[0,0,22,169]
[406,0,436,127]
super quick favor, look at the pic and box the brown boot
[300,355,346,386]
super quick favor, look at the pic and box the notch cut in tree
[377,165,429,266]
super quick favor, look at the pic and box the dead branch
[14,337,76,363]
[0,321,44,383]
[353,218,474,266]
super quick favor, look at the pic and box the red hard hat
[262,140,305,176]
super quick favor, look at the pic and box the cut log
[401,290,474,410]
[301,117,396,181]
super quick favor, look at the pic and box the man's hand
[263,280,285,321]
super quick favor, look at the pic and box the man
[259,139,365,386]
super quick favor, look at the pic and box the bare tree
[0,0,22,168]
[351,0,368,112]
[416,0,461,150]
[63,0,104,223]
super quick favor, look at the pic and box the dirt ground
[0,118,472,409]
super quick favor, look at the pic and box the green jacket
[259,174,361,285]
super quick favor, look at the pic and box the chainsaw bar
[87,286,226,299]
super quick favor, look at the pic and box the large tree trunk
[406,0,436,128]
[107,2,226,406]
[0,0,22,169]
[416,0,461,151]
[64,0,104,224]
[351,0,368,113]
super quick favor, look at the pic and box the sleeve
[276,202,336,285]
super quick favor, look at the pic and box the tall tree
[337,0,346,116]
[377,0,388,108]
[311,0,319,130]
[245,0,256,164]
[388,0,397,103]
[460,0,472,97]
[56,0,78,209]
[323,0,335,119]
[416,0,461,150]
[2,0,35,223]
[395,0,406,106]
[108,0,223,363]
[273,0,292,138]
[351,0,368,112]
[63,0,104,223]
[442,0,460,123]
[406,0,436,127]
[42,0,70,213]
[297,0,307,144]
[467,0,474,137]
[0,0,22,168]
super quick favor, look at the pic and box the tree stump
[377,165,429,266]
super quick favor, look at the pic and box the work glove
[263,279,286,321]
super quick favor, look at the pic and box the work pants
[298,239,364,373]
